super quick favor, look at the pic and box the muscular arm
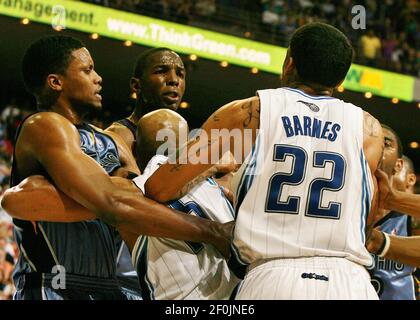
[1,175,137,222]
[173,154,238,199]
[2,175,148,253]
[367,229,420,267]
[388,192,420,218]
[2,175,96,222]
[374,169,420,217]
[5,112,229,252]
[145,97,260,202]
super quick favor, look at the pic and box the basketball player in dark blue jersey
[367,157,420,260]
[106,48,185,162]
[369,126,416,299]
[2,109,238,300]
[105,48,186,299]
[4,35,230,300]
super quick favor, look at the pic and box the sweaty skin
[106,50,186,160]
[2,109,233,256]
[4,46,231,257]
[144,47,384,216]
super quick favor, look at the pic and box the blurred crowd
[83,0,420,76]
[0,99,29,299]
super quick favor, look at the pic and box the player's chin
[163,102,178,111]
[92,100,102,109]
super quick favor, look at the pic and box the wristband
[377,232,391,258]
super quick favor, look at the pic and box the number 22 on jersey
[265,144,346,219]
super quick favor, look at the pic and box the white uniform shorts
[235,257,378,300]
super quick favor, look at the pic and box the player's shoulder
[362,111,381,136]
[106,121,135,142]
[25,111,70,124]
[106,120,133,133]
[16,112,80,152]
[21,111,77,134]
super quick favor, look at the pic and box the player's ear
[407,173,417,189]
[393,158,403,175]
[283,55,295,77]
[46,74,63,92]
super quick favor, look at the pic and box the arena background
[0,0,419,300]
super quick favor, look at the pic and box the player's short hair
[381,124,404,157]
[22,35,85,95]
[289,22,353,88]
[133,47,175,79]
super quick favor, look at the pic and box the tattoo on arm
[242,100,260,128]
[173,169,214,199]
[364,113,381,138]
[170,163,183,172]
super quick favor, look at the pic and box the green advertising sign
[0,0,416,101]
[344,64,414,102]
[0,0,286,73]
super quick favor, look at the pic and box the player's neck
[130,100,148,124]
[289,82,334,97]
[49,102,85,125]
[129,109,142,125]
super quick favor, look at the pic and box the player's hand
[214,151,240,177]
[366,227,384,254]
[213,221,234,259]
[375,169,393,210]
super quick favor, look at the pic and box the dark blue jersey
[11,118,123,296]
[371,212,416,300]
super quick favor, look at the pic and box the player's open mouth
[95,88,102,100]
[162,91,180,103]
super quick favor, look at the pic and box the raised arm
[362,111,384,174]
[9,112,230,253]
[375,169,420,217]
[367,228,420,267]
[145,96,260,202]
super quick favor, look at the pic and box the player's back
[133,155,238,300]
[231,87,373,273]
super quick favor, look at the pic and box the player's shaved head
[136,109,188,170]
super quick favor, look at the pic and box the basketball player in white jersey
[145,22,384,299]
[128,109,238,300]
[2,109,238,300]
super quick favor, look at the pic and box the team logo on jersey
[297,100,320,112]
[301,272,329,281]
